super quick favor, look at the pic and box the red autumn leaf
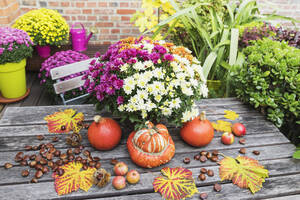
[44,109,84,133]
[153,167,198,200]
[52,161,96,195]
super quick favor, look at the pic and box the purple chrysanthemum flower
[117,96,124,105]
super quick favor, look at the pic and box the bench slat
[53,75,85,94]
[50,58,94,80]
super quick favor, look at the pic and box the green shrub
[235,38,300,144]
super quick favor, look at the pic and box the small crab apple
[126,170,140,184]
[232,123,246,137]
[114,162,128,176]
[112,176,126,190]
[221,132,234,145]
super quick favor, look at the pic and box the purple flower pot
[36,45,51,58]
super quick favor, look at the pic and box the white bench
[50,58,94,105]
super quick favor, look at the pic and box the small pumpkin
[88,115,122,150]
[180,111,214,147]
[127,121,175,168]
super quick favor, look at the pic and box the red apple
[232,123,246,137]
[112,176,126,190]
[126,170,140,184]
[114,162,128,176]
[221,132,234,145]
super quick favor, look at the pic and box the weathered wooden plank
[53,75,85,94]
[0,129,288,152]
[0,114,279,138]
[1,159,300,200]
[268,195,300,200]
[97,174,300,200]
[36,87,54,106]
[0,104,269,127]
[0,141,295,171]
[50,58,94,80]
[1,156,299,187]
[21,76,44,107]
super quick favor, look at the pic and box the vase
[36,45,51,58]
[0,59,27,99]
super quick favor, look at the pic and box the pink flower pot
[36,45,51,58]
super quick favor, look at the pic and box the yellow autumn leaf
[219,155,269,194]
[212,120,232,133]
[53,161,96,195]
[44,109,84,133]
[224,110,239,120]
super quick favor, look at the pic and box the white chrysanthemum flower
[192,57,201,64]
[153,68,164,79]
[190,78,198,87]
[154,94,162,102]
[133,61,144,71]
[144,60,153,68]
[161,107,172,116]
[144,71,153,80]
[137,89,148,100]
[176,72,186,81]
[141,110,147,119]
[144,100,156,112]
[123,85,133,95]
[170,98,181,109]
[185,66,195,77]
[200,83,209,98]
[181,86,193,96]
[118,104,125,112]
[158,40,166,45]
[120,63,129,72]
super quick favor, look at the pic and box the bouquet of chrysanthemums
[0,27,34,65]
[39,50,89,100]
[83,37,208,128]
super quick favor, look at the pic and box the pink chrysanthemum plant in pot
[0,27,34,99]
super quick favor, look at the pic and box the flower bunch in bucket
[13,8,69,46]
[39,50,89,101]
[83,37,208,128]
[0,27,33,65]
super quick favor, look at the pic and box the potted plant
[82,37,208,129]
[38,50,89,102]
[13,8,69,58]
[0,27,34,99]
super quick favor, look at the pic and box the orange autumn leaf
[44,109,84,133]
[52,161,96,195]
[153,167,198,200]
[219,155,269,194]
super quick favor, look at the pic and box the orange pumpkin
[180,111,214,147]
[127,121,175,168]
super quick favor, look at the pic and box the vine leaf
[52,161,96,195]
[153,167,198,200]
[44,109,84,133]
[212,120,232,133]
[224,110,239,120]
[219,155,269,194]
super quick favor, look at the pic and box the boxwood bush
[235,38,300,144]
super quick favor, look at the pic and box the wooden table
[0,98,299,200]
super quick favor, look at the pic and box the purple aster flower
[117,96,124,105]
[164,54,174,61]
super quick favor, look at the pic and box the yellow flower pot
[0,59,27,99]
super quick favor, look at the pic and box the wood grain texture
[53,75,85,94]
[1,159,300,200]
[0,99,297,200]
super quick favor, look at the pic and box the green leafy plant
[235,38,300,145]
[148,0,297,97]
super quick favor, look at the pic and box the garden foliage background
[1,0,300,45]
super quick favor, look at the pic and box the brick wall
[0,0,299,45]
[0,0,21,26]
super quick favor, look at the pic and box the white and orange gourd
[127,121,175,168]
